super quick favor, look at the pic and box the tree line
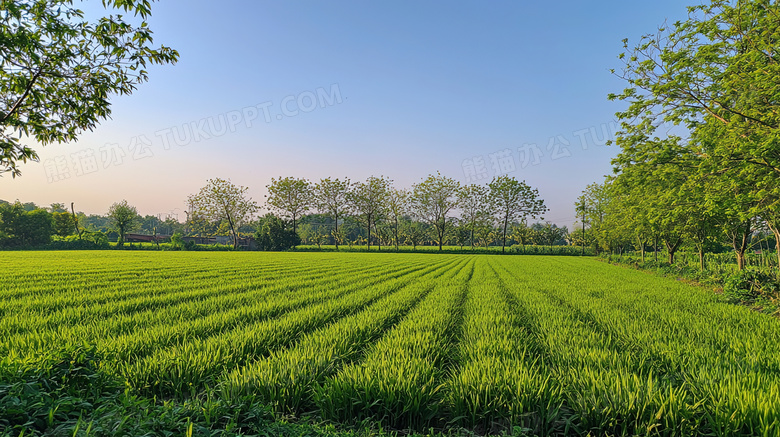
[579,0,780,272]
[0,174,572,252]
[187,174,549,251]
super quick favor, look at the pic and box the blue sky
[5,0,688,228]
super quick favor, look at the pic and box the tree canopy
[266,177,312,234]
[1,0,178,176]
[488,175,547,252]
[188,178,258,248]
[107,199,137,247]
[588,0,780,270]
[410,173,460,251]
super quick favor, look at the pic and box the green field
[2,252,780,436]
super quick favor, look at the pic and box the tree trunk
[653,235,658,262]
[730,219,752,271]
[502,216,509,253]
[438,221,444,251]
[394,217,399,251]
[664,236,682,265]
[70,202,81,237]
[367,215,371,250]
[767,221,780,271]
[698,247,705,271]
[736,250,746,270]
[334,213,339,250]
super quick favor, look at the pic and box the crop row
[0,256,369,337]
[222,258,473,414]
[490,257,780,436]
[118,256,463,397]
[3,252,780,436]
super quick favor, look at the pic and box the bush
[170,232,185,250]
[723,268,780,302]
[256,217,300,251]
[169,233,198,251]
[41,232,110,250]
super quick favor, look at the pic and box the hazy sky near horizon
[3,0,687,228]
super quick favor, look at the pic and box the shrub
[46,232,110,250]
[255,217,300,251]
[723,268,780,302]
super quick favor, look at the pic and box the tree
[1,0,178,176]
[189,178,258,248]
[255,213,300,251]
[52,211,75,237]
[475,220,497,249]
[453,219,471,250]
[0,202,53,246]
[399,218,427,250]
[313,177,351,249]
[540,222,567,250]
[138,215,163,235]
[575,181,619,256]
[610,0,780,269]
[410,173,460,251]
[49,203,67,213]
[347,176,390,250]
[266,177,312,234]
[510,221,532,252]
[298,223,328,248]
[458,184,491,249]
[488,175,547,252]
[385,187,408,251]
[107,200,138,247]
[611,1,780,177]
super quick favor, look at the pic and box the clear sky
[3,0,688,228]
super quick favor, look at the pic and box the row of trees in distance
[187,173,548,251]
[1,173,569,252]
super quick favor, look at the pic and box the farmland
[2,252,780,436]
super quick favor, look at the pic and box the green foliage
[51,211,74,237]
[255,214,300,251]
[189,178,258,248]
[347,176,391,250]
[169,232,195,251]
[410,172,460,250]
[0,0,178,177]
[0,202,54,247]
[399,218,428,249]
[107,199,138,247]
[458,183,492,249]
[47,232,110,250]
[313,177,351,248]
[298,223,328,248]
[487,176,547,252]
[266,177,313,234]
[723,268,780,303]
[606,0,780,271]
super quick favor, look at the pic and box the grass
[1,251,779,436]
